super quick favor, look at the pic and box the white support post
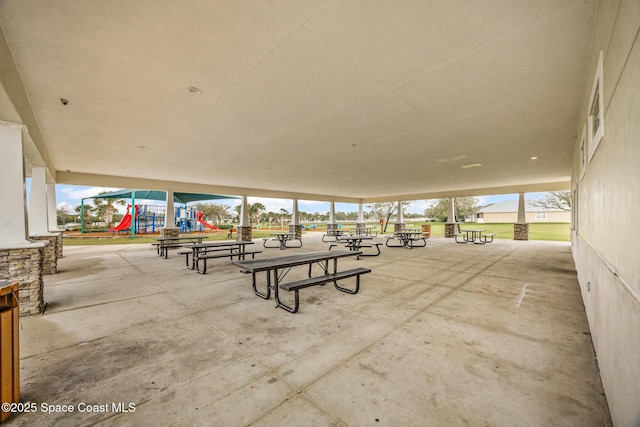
[329,202,335,223]
[47,183,61,231]
[240,196,249,226]
[292,199,299,224]
[164,191,176,228]
[448,197,456,223]
[28,166,51,235]
[358,203,364,223]
[0,122,30,245]
[396,200,403,223]
[517,192,526,223]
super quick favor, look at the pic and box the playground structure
[175,206,218,233]
[108,204,218,235]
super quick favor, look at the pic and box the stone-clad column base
[236,226,252,242]
[29,235,59,274]
[514,223,530,240]
[327,223,338,233]
[0,243,46,316]
[394,223,405,233]
[160,227,179,238]
[445,223,458,238]
[356,222,365,233]
[47,230,64,259]
[289,224,302,239]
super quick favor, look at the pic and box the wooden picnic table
[232,250,370,313]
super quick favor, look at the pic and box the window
[588,51,604,163]
[579,124,587,180]
[535,212,547,220]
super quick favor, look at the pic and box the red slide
[109,204,137,231]
[197,211,218,230]
[109,212,132,231]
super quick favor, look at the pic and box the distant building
[476,200,570,223]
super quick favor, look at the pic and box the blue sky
[49,183,544,216]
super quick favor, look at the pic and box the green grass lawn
[395,222,570,241]
[63,222,570,245]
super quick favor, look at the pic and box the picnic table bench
[232,250,371,313]
[328,235,382,259]
[385,231,429,248]
[455,229,495,244]
[177,240,259,273]
[263,232,303,250]
[152,236,209,258]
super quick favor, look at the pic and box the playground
[78,189,238,237]
[108,204,222,235]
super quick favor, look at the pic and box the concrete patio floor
[8,233,611,426]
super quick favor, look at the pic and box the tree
[425,197,478,222]
[528,191,571,211]
[279,208,289,230]
[93,192,127,228]
[194,203,231,224]
[367,202,411,232]
[56,206,76,226]
[233,202,266,225]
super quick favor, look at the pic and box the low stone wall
[160,228,179,238]
[236,225,252,242]
[49,231,63,259]
[289,224,302,239]
[444,223,458,238]
[0,244,45,316]
[29,235,59,275]
[514,223,529,240]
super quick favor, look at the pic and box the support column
[0,123,29,245]
[445,197,457,238]
[28,166,49,235]
[356,203,365,233]
[395,200,405,231]
[161,191,179,238]
[236,195,252,241]
[327,201,338,232]
[28,166,59,274]
[0,122,46,315]
[514,192,529,240]
[46,184,60,232]
[47,183,63,259]
[289,199,301,238]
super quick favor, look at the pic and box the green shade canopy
[84,189,239,204]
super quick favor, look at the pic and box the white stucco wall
[571,1,640,425]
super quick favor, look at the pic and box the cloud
[56,202,75,212]
[59,186,120,200]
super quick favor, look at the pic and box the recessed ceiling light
[188,86,202,95]
[436,155,468,163]
[531,156,538,160]
[460,163,483,169]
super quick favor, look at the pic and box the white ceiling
[0,1,596,202]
